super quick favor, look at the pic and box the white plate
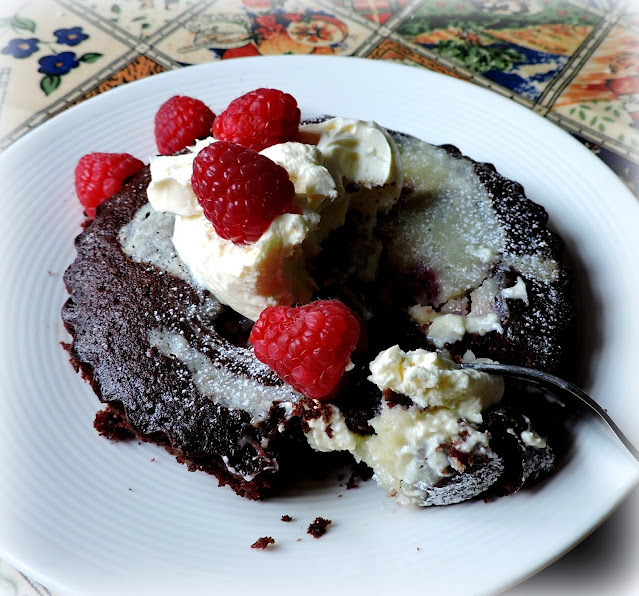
[1,56,638,596]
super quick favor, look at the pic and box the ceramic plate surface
[1,56,638,596]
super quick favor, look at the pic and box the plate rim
[1,55,638,596]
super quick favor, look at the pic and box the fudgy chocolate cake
[62,95,573,507]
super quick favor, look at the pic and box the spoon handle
[461,362,639,462]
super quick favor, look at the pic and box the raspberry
[74,152,144,218]
[155,95,216,155]
[212,88,300,151]
[191,141,296,244]
[249,300,361,401]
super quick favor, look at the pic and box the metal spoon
[460,361,639,462]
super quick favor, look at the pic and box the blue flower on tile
[1,37,40,58]
[38,51,79,75]
[54,26,89,47]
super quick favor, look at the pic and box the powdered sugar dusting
[120,201,301,420]
[149,328,299,421]
[385,138,506,306]
[119,203,190,281]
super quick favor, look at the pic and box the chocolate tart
[62,129,572,505]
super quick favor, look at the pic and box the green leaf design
[79,52,103,63]
[12,15,36,33]
[434,39,524,73]
[40,74,61,96]
[401,2,599,36]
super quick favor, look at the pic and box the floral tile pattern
[334,0,412,25]
[81,0,200,41]
[0,0,133,142]
[72,54,168,104]
[150,0,376,66]
[551,18,639,160]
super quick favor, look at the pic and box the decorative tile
[77,0,200,41]
[367,36,463,77]
[149,0,377,65]
[395,0,601,102]
[72,54,167,105]
[551,20,639,160]
[334,0,412,25]
[0,0,134,146]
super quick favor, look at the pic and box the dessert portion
[62,89,572,506]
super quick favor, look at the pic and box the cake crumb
[250,536,275,549]
[307,517,332,538]
[281,515,293,522]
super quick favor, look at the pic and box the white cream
[303,347,505,506]
[502,276,529,304]
[147,138,210,216]
[368,346,504,418]
[408,276,506,348]
[172,210,320,322]
[298,117,403,214]
[260,142,338,212]
[427,312,504,348]
[147,118,402,321]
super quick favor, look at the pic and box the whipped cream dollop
[147,118,402,321]
[298,117,403,213]
[368,345,504,418]
[305,347,505,505]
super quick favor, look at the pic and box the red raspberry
[249,300,361,401]
[155,95,216,155]
[191,141,296,244]
[74,152,144,218]
[212,88,300,151]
